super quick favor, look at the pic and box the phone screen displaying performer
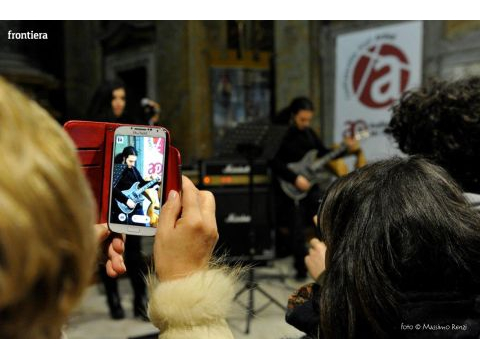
[108,126,167,235]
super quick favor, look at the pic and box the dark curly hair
[385,77,480,193]
[317,156,480,338]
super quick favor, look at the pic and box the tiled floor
[64,256,306,339]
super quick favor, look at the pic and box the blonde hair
[0,77,97,338]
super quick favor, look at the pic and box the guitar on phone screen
[116,176,161,215]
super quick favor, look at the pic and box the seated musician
[271,97,366,280]
[112,145,160,226]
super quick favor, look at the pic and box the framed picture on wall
[210,50,272,152]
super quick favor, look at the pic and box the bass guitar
[116,177,160,215]
[279,130,369,202]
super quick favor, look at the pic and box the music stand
[216,120,287,160]
[218,120,289,334]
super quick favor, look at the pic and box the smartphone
[108,125,168,236]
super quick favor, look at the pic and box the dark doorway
[118,66,147,124]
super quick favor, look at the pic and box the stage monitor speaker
[209,186,275,261]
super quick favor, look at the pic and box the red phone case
[64,120,182,223]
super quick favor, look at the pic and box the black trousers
[99,235,148,303]
[290,186,323,276]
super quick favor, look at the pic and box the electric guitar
[279,130,369,202]
[116,177,160,215]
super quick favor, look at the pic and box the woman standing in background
[88,80,149,321]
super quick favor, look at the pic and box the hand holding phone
[95,223,126,277]
[64,121,182,226]
[154,176,219,282]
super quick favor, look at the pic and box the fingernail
[168,190,178,201]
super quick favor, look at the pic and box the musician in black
[271,97,366,280]
[112,146,160,225]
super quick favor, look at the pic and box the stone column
[274,20,322,131]
[274,20,312,112]
[64,21,102,119]
[154,20,214,162]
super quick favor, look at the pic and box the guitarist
[112,146,160,224]
[271,97,366,280]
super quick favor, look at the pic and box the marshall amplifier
[182,162,201,186]
[208,186,275,261]
[200,159,270,187]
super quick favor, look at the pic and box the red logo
[352,44,410,109]
[343,120,369,138]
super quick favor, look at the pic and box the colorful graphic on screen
[110,135,166,227]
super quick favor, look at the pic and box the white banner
[334,21,423,161]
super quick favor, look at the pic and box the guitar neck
[311,144,347,172]
[137,178,159,194]
[308,131,369,173]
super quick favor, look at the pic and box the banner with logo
[334,21,423,161]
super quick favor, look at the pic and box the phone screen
[110,133,166,228]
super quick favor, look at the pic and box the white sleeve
[148,268,236,339]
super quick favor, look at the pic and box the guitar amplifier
[200,159,271,187]
[207,186,275,261]
[182,162,201,186]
